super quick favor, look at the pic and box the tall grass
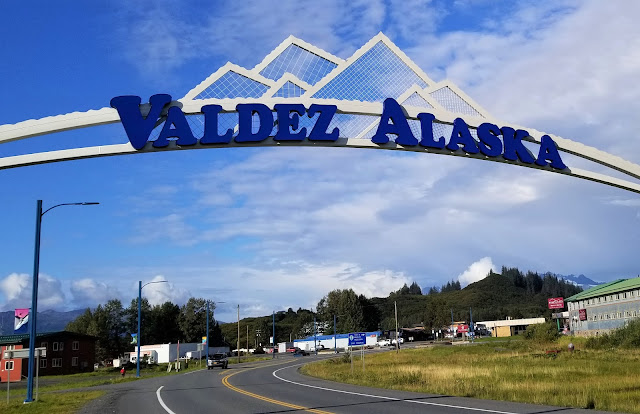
[302,342,640,413]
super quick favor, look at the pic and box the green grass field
[301,337,640,413]
[1,391,105,414]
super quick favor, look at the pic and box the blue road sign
[348,332,366,346]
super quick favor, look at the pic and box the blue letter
[201,104,233,144]
[110,94,172,150]
[446,118,479,154]
[536,135,567,169]
[274,104,307,141]
[418,113,445,149]
[501,127,535,164]
[372,98,416,145]
[308,104,339,141]
[477,123,502,157]
[235,104,274,142]
[154,106,197,148]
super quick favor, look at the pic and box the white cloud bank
[457,257,497,287]
[0,273,65,311]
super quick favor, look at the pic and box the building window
[6,345,15,351]
[52,358,62,367]
[72,357,78,366]
[72,341,79,351]
[53,342,58,351]
[52,342,64,351]
[59,342,64,351]
[41,342,47,349]
[5,361,14,370]
[40,359,47,368]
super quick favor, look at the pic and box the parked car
[286,347,297,353]
[293,349,309,356]
[377,339,391,347]
[391,338,404,345]
[207,353,228,369]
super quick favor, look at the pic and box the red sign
[579,309,587,321]
[457,324,469,333]
[548,297,565,309]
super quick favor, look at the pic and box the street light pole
[25,200,98,403]
[136,280,168,378]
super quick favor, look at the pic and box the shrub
[523,322,559,343]
[586,319,640,349]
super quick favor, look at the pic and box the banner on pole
[14,309,29,333]
[131,333,137,344]
[202,336,207,344]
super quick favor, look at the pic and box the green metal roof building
[566,278,640,336]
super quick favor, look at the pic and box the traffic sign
[3,347,46,359]
[348,332,366,346]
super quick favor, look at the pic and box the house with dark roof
[566,278,640,336]
[0,331,96,382]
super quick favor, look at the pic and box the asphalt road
[79,354,617,414]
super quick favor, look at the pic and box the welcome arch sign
[2,33,640,194]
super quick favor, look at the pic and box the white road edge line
[272,364,518,414]
[156,385,177,414]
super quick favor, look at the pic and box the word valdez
[110,94,567,170]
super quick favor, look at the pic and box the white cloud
[139,275,191,306]
[0,273,65,311]
[457,257,496,287]
[70,279,122,307]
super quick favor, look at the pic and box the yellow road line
[221,361,334,414]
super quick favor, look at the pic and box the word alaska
[111,94,567,170]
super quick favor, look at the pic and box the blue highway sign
[348,332,366,346]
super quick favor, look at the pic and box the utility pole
[246,325,249,354]
[237,304,240,364]
[314,315,317,355]
[394,301,399,353]
[334,314,337,354]
[470,307,474,343]
[272,311,276,359]
[451,308,455,341]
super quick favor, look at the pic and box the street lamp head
[80,202,100,205]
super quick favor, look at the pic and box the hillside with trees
[65,267,581,362]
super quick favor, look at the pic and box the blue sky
[1,0,640,323]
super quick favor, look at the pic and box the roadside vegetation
[302,324,640,413]
[1,391,105,414]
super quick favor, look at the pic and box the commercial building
[477,318,546,338]
[566,278,640,336]
[0,331,96,382]
[292,331,380,351]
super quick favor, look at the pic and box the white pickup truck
[207,353,228,369]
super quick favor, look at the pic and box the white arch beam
[2,99,640,194]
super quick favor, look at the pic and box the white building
[131,343,230,363]
[292,331,380,351]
